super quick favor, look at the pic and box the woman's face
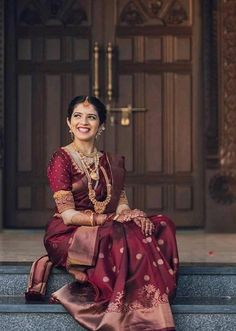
[67,103,100,143]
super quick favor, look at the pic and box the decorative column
[218,0,236,190]
[0,0,4,230]
[206,0,236,231]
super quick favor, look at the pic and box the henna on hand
[115,213,132,223]
[133,217,155,236]
[120,208,147,219]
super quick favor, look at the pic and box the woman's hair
[67,96,107,125]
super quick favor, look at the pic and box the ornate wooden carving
[219,1,236,172]
[19,0,87,25]
[19,2,43,25]
[146,0,163,17]
[164,0,188,25]
[48,0,63,16]
[119,0,188,26]
[220,1,236,170]
[208,0,236,204]
[120,1,146,25]
[209,172,236,205]
[0,0,3,169]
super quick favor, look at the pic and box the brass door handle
[107,104,147,126]
[106,42,113,102]
[93,42,100,98]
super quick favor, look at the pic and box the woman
[27,96,179,331]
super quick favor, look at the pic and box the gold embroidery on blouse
[53,190,75,213]
[61,147,84,175]
[118,190,129,206]
[62,145,103,176]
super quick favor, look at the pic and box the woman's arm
[69,210,113,226]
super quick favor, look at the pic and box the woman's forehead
[73,103,97,114]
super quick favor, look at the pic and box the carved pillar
[219,1,236,176]
[0,0,4,230]
[206,0,236,231]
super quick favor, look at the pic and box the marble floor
[0,229,235,263]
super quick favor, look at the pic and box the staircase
[0,263,236,330]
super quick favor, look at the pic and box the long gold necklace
[80,152,99,181]
[73,142,99,180]
[79,155,112,214]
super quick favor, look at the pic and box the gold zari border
[53,190,75,213]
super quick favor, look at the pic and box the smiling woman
[26,95,179,331]
[67,96,105,146]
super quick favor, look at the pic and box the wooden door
[5,0,203,228]
[103,0,204,227]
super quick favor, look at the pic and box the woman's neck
[72,139,96,155]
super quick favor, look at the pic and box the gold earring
[96,125,105,139]
[69,129,74,141]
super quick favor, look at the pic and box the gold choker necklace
[73,142,98,158]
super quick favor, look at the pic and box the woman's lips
[77,127,90,133]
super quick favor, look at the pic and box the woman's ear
[66,117,71,129]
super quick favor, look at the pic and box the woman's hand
[133,217,155,236]
[120,208,147,219]
[114,213,132,223]
[114,209,148,224]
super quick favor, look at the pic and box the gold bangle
[90,212,95,226]
[84,210,95,226]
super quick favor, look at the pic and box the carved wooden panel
[17,75,32,171]
[17,0,90,26]
[17,187,32,210]
[146,185,164,210]
[45,38,61,60]
[18,39,32,60]
[145,74,163,172]
[118,0,191,26]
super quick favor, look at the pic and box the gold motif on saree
[53,190,75,213]
[106,284,169,313]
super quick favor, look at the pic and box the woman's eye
[88,116,97,120]
[73,113,81,118]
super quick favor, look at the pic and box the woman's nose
[79,116,88,125]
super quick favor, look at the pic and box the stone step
[0,263,235,297]
[0,296,235,331]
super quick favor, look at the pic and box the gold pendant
[90,171,99,181]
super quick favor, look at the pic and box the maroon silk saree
[28,148,179,331]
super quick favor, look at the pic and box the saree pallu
[51,215,178,331]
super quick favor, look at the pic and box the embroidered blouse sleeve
[47,150,75,213]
